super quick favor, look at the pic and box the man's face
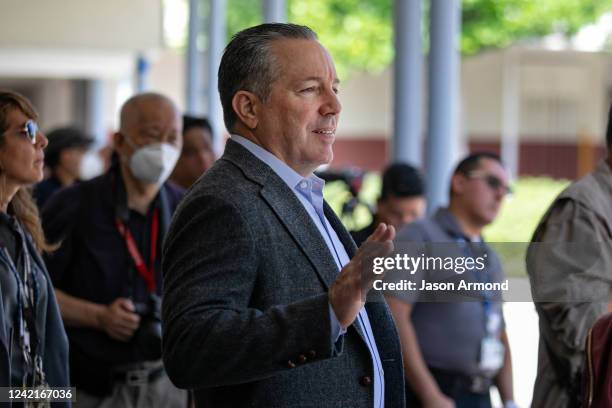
[116,99,182,161]
[377,195,426,230]
[254,39,341,176]
[454,158,510,226]
[170,126,215,188]
[59,147,87,179]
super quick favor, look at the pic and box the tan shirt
[527,159,612,408]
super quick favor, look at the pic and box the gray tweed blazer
[162,139,405,408]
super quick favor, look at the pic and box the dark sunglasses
[466,172,512,195]
[21,119,39,144]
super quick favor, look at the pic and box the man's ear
[450,173,466,196]
[232,91,260,130]
[113,132,129,157]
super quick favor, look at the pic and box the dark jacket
[41,165,184,396]
[162,139,405,408]
[0,224,70,408]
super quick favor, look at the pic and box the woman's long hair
[0,90,56,253]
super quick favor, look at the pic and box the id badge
[479,336,505,371]
[486,311,502,334]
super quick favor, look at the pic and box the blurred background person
[34,126,93,208]
[387,152,515,408]
[42,93,186,408]
[168,115,215,190]
[527,102,612,408]
[351,162,425,246]
[0,90,69,398]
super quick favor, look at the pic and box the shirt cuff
[328,303,347,343]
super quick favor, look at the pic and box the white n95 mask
[129,143,180,185]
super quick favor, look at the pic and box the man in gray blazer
[162,23,405,408]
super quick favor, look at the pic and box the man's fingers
[365,223,387,243]
[116,309,141,324]
[117,318,140,331]
[381,225,396,242]
[117,298,136,313]
[363,223,395,246]
[112,328,134,342]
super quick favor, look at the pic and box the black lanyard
[1,220,45,386]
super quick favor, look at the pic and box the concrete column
[207,0,226,154]
[392,0,422,166]
[425,0,461,214]
[501,48,520,180]
[186,0,204,114]
[85,79,106,148]
[263,0,286,23]
[135,54,150,93]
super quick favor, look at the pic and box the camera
[132,293,162,361]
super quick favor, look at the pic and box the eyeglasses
[466,172,512,195]
[20,119,39,144]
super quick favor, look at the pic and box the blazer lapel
[260,181,339,290]
[222,139,371,342]
[324,202,357,258]
[222,139,340,290]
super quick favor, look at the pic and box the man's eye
[301,87,316,93]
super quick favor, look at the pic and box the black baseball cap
[44,127,94,168]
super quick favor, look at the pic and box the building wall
[0,0,163,49]
[328,137,606,180]
[329,48,612,180]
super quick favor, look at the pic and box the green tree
[223,0,612,78]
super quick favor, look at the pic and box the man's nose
[401,214,414,226]
[320,88,342,116]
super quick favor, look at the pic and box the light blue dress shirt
[232,135,385,408]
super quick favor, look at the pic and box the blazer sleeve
[161,193,342,389]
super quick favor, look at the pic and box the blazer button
[287,360,296,369]
[359,375,372,387]
[297,354,307,364]
[308,350,317,359]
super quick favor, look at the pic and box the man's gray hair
[218,23,318,131]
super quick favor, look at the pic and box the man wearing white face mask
[40,93,187,408]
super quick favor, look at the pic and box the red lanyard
[115,209,159,293]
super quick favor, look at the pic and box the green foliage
[482,177,570,243]
[227,0,263,39]
[461,0,612,54]
[324,174,570,244]
[222,0,612,78]
[288,0,394,79]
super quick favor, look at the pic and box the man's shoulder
[396,217,443,242]
[42,175,96,214]
[41,174,111,238]
[538,171,610,230]
[162,180,186,211]
[193,156,267,197]
[175,158,261,219]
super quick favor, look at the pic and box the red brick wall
[330,138,388,171]
[330,137,607,180]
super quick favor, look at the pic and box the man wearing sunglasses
[385,152,516,408]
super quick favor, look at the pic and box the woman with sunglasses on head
[0,90,70,406]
